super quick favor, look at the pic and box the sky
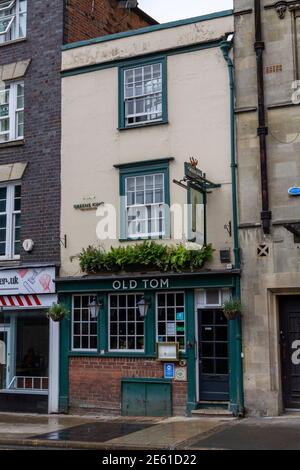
[138,0,233,23]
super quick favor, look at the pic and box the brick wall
[64,0,157,44]
[0,0,64,265]
[69,357,187,416]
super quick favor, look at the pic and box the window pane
[109,294,144,351]
[156,292,185,351]
[124,62,163,126]
[72,295,98,350]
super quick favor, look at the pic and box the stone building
[0,0,154,414]
[234,0,300,415]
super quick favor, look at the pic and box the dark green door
[198,309,229,401]
[122,380,172,417]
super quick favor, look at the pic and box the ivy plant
[79,241,214,274]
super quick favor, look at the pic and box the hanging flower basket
[47,303,69,322]
[223,298,243,321]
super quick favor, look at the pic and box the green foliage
[79,241,214,274]
[47,303,69,322]
[223,298,243,314]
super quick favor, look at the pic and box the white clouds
[138,0,233,23]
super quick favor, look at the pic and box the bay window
[0,183,21,259]
[0,0,27,44]
[0,81,24,143]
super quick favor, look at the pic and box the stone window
[0,183,21,259]
[0,81,24,142]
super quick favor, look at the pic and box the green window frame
[118,159,171,241]
[118,56,168,130]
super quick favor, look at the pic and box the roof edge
[62,9,233,51]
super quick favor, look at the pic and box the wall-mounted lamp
[137,296,150,318]
[88,296,104,319]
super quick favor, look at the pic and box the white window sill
[0,37,27,48]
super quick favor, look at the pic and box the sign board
[157,342,179,362]
[288,187,300,197]
[0,267,56,295]
[74,202,103,211]
[175,367,187,382]
[164,363,175,379]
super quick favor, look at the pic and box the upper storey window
[119,58,168,129]
[0,0,27,44]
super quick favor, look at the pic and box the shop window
[156,292,186,351]
[0,81,24,142]
[0,0,27,44]
[119,58,167,129]
[72,295,98,351]
[109,293,145,352]
[0,183,21,259]
[0,315,49,392]
[119,160,170,240]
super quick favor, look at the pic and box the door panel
[279,297,300,409]
[0,328,11,390]
[198,309,229,401]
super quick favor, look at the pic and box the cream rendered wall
[61,24,233,276]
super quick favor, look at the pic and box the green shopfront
[57,270,243,417]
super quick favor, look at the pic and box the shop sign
[112,278,169,291]
[0,267,55,295]
[73,201,104,211]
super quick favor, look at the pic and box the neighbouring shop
[57,270,242,417]
[0,266,58,413]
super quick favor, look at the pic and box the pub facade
[58,10,244,416]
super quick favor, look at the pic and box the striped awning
[0,294,57,308]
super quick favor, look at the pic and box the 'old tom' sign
[112,278,169,290]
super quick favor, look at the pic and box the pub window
[156,292,185,351]
[72,295,98,351]
[118,160,170,240]
[0,183,21,259]
[0,0,27,44]
[0,81,24,143]
[119,58,168,129]
[125,173,165,239]
[109,293,144,352]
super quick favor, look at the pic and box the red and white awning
[0,294,56,309]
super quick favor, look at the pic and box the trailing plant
[47,303,69,322]
[79,241,214,274]
[223,298,243,321]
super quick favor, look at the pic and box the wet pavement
[1,412,300,450]
[34,421,153,443]
[184,415,300,450]
[0,413,226,449]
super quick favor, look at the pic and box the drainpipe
[220,38,244,417]
[255,0,272,234]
